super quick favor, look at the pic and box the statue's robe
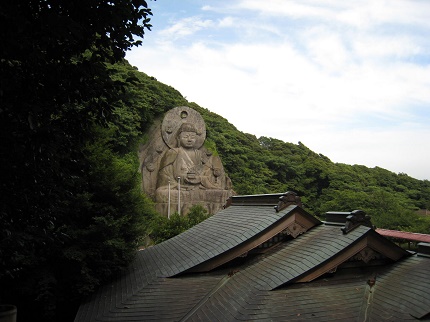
[155,147,231,215]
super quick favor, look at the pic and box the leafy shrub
[149,205,209,244]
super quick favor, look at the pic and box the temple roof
[75,192,430,321]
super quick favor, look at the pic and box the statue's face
[179,131,197,149]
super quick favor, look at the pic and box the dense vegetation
[108,62,430,235]
[0,1,164,320]
[1,1,429,321]
[149,205,210,244]
[194,104,430,232]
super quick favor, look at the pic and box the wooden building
[75,192,430,321]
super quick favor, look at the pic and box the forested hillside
[111,60,430,234]
[193,102,430,232]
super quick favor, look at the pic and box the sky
[126,0,430,181]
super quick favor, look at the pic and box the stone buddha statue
[139,106,233,216]
[157,122,225,190]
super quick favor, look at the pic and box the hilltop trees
[190,103,430,234]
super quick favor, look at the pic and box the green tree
[0,1,154,320]
[149,205,209,244]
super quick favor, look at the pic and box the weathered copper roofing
[260,255,430,321]
[372,255,430,320]
[181,225,410,321]
[75,193,430,322]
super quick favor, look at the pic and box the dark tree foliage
[0,0,154,320]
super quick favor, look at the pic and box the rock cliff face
[139,106,233,216]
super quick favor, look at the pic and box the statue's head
[178,122,197,134]
[177,122,198,149]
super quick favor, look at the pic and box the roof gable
[207,225,408,293]
[172,225,410,321]
[263,255,430,321]
[186,205,320,273]
[294,227,409,283]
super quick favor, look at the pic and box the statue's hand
[185,172,201,184]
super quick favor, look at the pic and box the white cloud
[218,16,235,27]
[236,0,430,29]
[300,26,352,72]
[127,0,430,180]
[353,35,424,59]
[235,0,340,20]
[158,17,214,39]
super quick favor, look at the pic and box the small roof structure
[376,228,430,243]
[75,192,430,321]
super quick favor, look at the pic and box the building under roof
[75,192,430,321]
